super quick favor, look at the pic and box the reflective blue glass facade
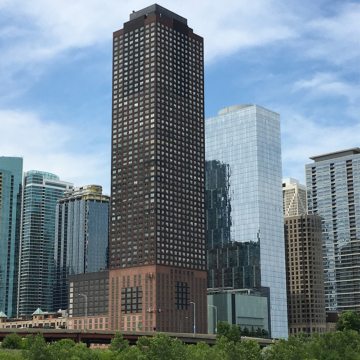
[306,148,360,312]
[18,171,72,315]
[54,185,109,311]
[0,157,23,317]
[205,105,288,338]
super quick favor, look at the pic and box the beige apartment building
[283,179,326,335]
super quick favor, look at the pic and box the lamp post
[190,301,196,334]
[208,304,218,334]
[78,293,88,331]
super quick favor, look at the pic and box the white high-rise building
[306,148,360,312]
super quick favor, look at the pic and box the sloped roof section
[32,308,45,315]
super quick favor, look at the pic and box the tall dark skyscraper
[109,4,207,333]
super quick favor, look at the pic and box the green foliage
[235,340,261,360]
[262,336,310,360]
[1,333,23,349]
[22,334,50,360]
[116,345,146,360]
[186,342,221,360]
[309,330,360,360]
[22,336,35,350]
[110,332,129,352]
[136,335,151,352]
[217,321,241,343]
[213,336,237,360]
[337,310,360,332]
[141,333,187,360]
[263,330,360,360]
[213,336,261,360]
[47,339,77,360]
[8,327,360,360]
[0,349,24,360]
[92,349,114,360]
[67,342,98,360]
[135,334,188,359]
[216,321,269,341]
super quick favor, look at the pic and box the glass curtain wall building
[18,171,73,316]
[54,185,109,311]
[0,157,23,318]
[205,104,288,338]
[306,148,360,312]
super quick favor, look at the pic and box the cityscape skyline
[0,3,359,339]
[1,1,360,194]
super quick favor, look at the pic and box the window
[121,286,143,313]
[175,282,189,310]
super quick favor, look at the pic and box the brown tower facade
[283,179,326,335]
[285,215,326,334]
[109,5,207,333]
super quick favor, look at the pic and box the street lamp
[78,293,88,331]
[190,301,196,334]
[208,305,218,334]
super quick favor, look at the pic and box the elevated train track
[0,328,273,347]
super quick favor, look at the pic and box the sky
[1,0,360,194]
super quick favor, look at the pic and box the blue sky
[1,0,360,194]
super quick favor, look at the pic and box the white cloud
[0,0,298,70]
[1,0,359,81]
[177,0,298,62]
[281,110,360,183]
[0,110,110,193]
[2,0,359,99]
[1,0,360,191]
[304,2,360,65]
[293,72,360,102]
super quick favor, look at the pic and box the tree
[1,333,23,349]
[109,332,129,352]
[186,342,223,360]
[0,350,24,360]
[217,322,241,343]
[67,342,98,360]
[118,346,146,360]
[308,330,360,360]
[235,340,261,360]
[337,311,360,332]
[23,334,50,360]
[214,336,261,360]
[262,336,310,360]
[141,334,187,360]
[47,339,76,360]
[22,336,35,350]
